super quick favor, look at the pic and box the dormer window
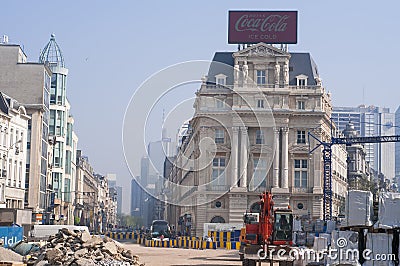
[296,74,308,87]
[215,74,227,86]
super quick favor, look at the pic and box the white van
[30,225,89,240]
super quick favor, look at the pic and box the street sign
[0,226,23,247]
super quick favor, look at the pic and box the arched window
[210,216,225,223]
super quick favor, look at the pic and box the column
[275,63,280,87]
[240,127,248,188]
[282,127,289,189]
[231,127,239,187]
[283,63,289,86]
[243,61,248,85]
[273,128,280,188]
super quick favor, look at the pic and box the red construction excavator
[239,192,293,266]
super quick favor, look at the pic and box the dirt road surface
[123,243,243,266]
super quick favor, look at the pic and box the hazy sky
[3,1,400,213]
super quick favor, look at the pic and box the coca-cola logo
[234,14,289,33]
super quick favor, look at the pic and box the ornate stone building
[168,43,347,236]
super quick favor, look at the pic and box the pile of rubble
[28,228,143,266]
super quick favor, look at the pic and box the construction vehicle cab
[240,192,294,266]
[273,210,293,245]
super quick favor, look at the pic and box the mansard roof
[207,44,321,86]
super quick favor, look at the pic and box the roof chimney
[2,35,8,44]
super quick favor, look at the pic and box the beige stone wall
[170,43,347,236]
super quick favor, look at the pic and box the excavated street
[123,243,243,266]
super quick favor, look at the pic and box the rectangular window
[55,110,64,136]
[49,110,56,136]
[8,159,12,186]
[216,99,224,109]
[18,162,22,188]
[299,79,306,87]
[50,74,57,104]
[13,160,17,187]
[212,157,225,186]
[64,178,71,203]
[215,129,224,144]
[297,100,305,110]
[54,142,63,167]
[294,159,308,188]
[257,70,266,85]
[52,172,62,199]
[257,99,264,108]
[65,150,72,174]
[251,158,267,190]
[256,130,264,144]
[9,128,13,148]
[297,130,306,144]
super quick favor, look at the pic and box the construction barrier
[207,230,241,249]
[105,231,238,250]
[143,239,217,249]
[105,231,142,241]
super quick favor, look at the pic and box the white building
[168,43,348,236]
[0,93,30,209]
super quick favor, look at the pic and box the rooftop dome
[39,34,65,67]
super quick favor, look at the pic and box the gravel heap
[28,228,143,266]
[0,246,23,262]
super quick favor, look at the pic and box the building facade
[0,94,30,209]
[75,151,98,230]
[168,43,348,236]
[342,122,371,190]
[332,105,396,181]
[396,106,400,190]
[0,43,52,222]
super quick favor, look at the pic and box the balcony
[206,185,230,192]
[250,186,267,193]
[288,85,322,91]
[290,187,312,194]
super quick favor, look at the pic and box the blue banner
[0,226,23,248]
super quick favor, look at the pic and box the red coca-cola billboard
[228,11,298,44]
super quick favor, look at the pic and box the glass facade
[50,74,66,105]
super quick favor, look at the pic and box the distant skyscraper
[395,106,400,189]
[130,177,142,217]
[107,174,117,188]
[115,186,123,215]
[332,105,396,180]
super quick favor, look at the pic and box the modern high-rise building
[167,43,348,236]
[130,177,142,217]
[115,186,123,215]
[0,41,52,222]
[39,34,78,225]
[332,105,396,180]
[395,106,400,190]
